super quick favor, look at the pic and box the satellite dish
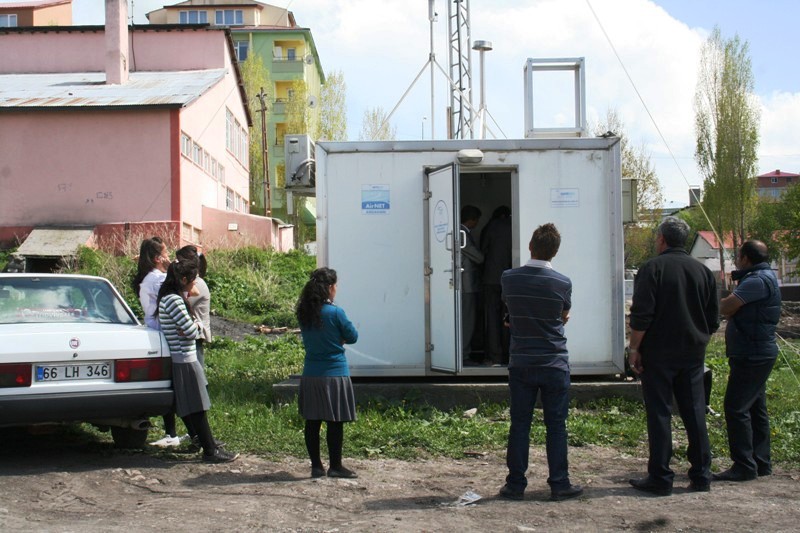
[304,54,314,65]
[307,95,318,109]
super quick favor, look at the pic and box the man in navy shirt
[715,240,781,482]
[498,223,583,502]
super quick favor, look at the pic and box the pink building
[0,0,292,254]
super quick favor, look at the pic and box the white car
[0,273,173,448]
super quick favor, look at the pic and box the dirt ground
[2,431,799,533]
[3,313,798,532]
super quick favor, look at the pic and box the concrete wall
[201,206,293,251]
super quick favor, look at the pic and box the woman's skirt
[172,360,210,418]
[298,376,357,422]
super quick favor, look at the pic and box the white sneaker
[150,435,181,447]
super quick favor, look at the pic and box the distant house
[0,0,72,27]
[0,0,293,254]
[689,230,735,285]
[757,169,799,200]
[146,0,325,220]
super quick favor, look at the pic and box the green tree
[240,54,271,216]
[593,109,664,268]
[774,184,800,268]
[694,27,760,286]
[358,106,396,141]
[318,70,348,141]
[286,79,309,136]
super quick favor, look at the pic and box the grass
[10,245,800,466]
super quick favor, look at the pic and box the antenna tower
[447,0,474,139]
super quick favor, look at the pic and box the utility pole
[256,87,271,217]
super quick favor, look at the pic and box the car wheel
[110,426,149,449]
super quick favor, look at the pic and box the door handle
[459,229,467,249]
[445,231,453,251]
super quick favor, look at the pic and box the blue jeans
[505,366,571,492]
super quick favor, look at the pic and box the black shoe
[327,466,358,478]
[712,468,756,482]
[202,447,239,463]
[688,481,711,492]
[629,477,672,496]
[498,484,524,501]
[188,435,226,453]
[550,484,584,501]
[757,466,772,477]
[311,466,326,478]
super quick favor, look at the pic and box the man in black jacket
[628,217,719,495]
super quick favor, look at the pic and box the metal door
[424,163,462,373]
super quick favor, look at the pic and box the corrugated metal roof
[0,69,227,109]
[0,0,70,8]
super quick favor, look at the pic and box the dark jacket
[630,247,719,359]
[725,263,781,359]
[480,216,512,285]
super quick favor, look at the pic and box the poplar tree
[318,70,348,141]
[694,27,760,286]
[240,54,271,215]
[358,106,396,141]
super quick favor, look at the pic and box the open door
[424,163,462,374]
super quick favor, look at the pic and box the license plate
[36,362,112,382]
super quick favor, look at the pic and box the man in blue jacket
[715,240,781,482]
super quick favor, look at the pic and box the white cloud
[65,0,800,203]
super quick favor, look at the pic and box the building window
[287,48,297,61]
[179,10,208,24]
[787,177,793,183]
[226,188,235,210]
[219,164,225,184]
[193,142,202,166]
[180,132,192,157]
[0,14,17,27]
[226,109,233,152]
[234,41,249,62]
[215,9,243,26]
[771,177,778,184]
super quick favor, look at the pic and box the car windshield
[0,277,137,325]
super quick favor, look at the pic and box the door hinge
[424,266,433,276]
[423,191,432,200]
[426,343,434,352]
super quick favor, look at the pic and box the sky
[22,0,800,204]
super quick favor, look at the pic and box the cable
[584,0,723,245]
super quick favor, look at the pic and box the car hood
[0,323,166,362]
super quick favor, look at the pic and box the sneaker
[150,435,181,448]
[203,447,239,463]
[327,466,358,478]
[311,466,326,478]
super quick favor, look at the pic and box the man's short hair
[461,205,482,223]
[657,216,690,248]
[530,223,561,261]
[740,240,769,264]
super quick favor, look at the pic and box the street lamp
[472,40,493,140]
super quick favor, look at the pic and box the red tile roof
[758,169,800,178]
[696,230,735,250]
[0,0,71,8]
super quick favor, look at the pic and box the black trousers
[483,284,509,364]
[724,357,776,475]
[640,355,711,487]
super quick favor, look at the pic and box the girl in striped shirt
[156,257,238,463]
